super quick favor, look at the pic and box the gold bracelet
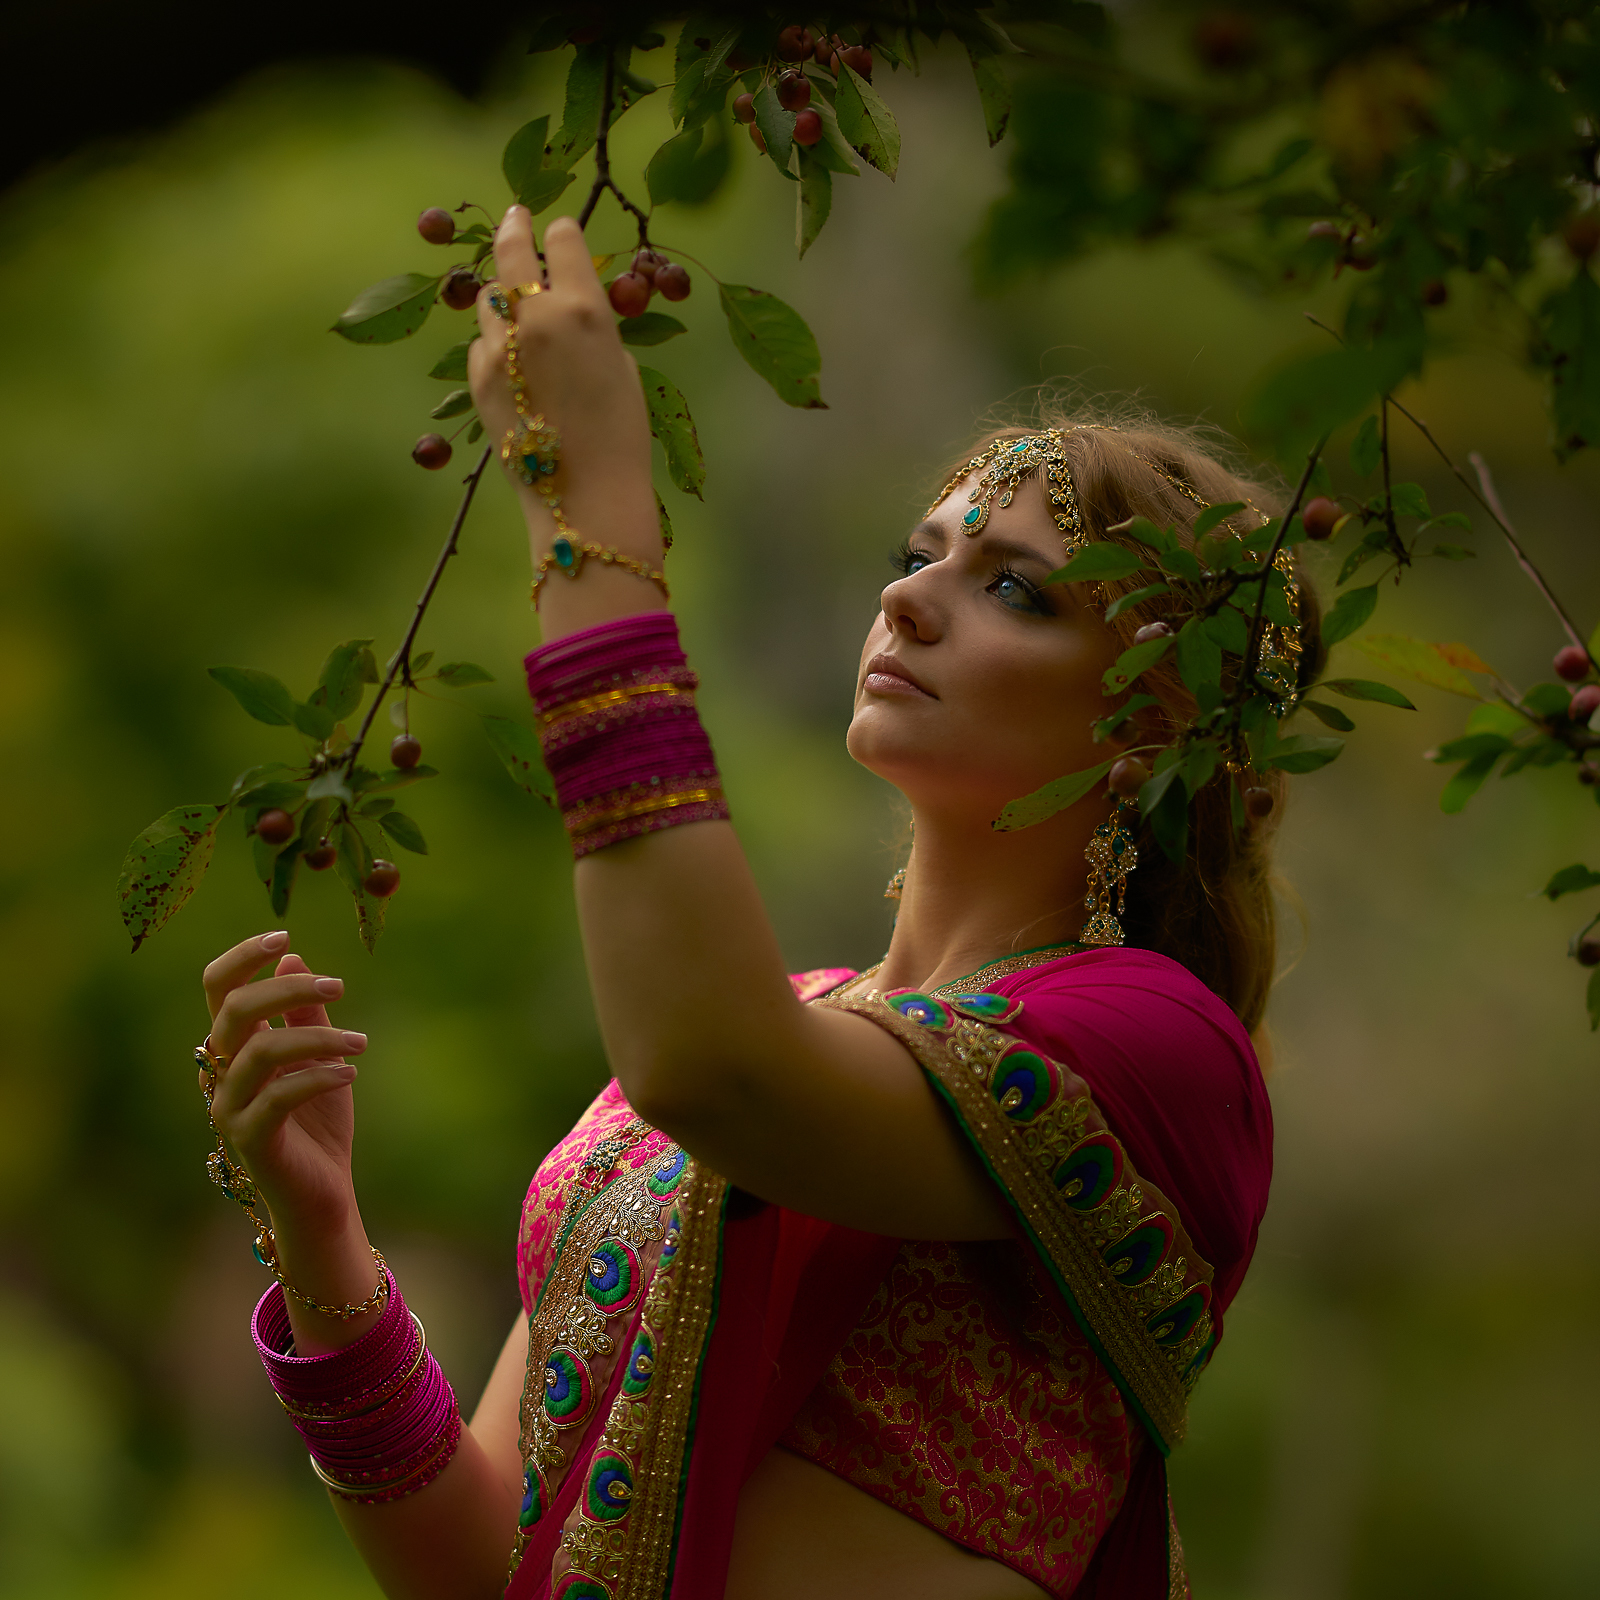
[531,537,669,609]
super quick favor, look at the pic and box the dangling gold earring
[1081,800,1138,946]
[885,818,913,900]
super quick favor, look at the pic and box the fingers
[232,1062,359,1146]
[493,205,542,296]
[210,971,346,1059]
[542,215,606,304]
[212,1024,367,1123]
[202,930,290,1020]
[275,952,334,1031]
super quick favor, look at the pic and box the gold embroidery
[559,1519,629,1582]
[561,1299,615,1360]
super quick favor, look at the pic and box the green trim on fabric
[941,940,1090,992]
[530,1186,599,1322]
[921,1069,1171,1458]
[658,1182,732,1600]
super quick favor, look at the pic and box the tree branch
[578,48,650,247]
[341,443,494,776]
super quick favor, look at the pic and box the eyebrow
[908,522,1059,568]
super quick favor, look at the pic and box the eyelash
[888,543,1050,613]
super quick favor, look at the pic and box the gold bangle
[274,1312,429,1422]
[531,538,669,610]
[308,1416,458,1499]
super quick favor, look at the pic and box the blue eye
[891,542,935,577]
[990,568,1047,613]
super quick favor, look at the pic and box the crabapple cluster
[608,248,692,317]
[734,24,871,153]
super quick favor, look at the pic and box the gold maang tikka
[927,429,1087,550]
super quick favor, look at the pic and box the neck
[875,795,1106,992]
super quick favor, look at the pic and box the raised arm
[469,209,1008,1241]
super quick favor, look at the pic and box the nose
[880,569,942,644]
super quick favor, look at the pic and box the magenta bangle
[525,611,730,857]
[253,1270,460,1504]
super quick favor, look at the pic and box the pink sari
[504,947,1271,1600]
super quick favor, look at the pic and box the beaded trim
[539,678,695,728]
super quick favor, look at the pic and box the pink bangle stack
[525,610,730,857]
[252,1270,461,1504]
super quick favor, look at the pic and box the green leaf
[1242,342,1414,458]
[1321,583,1379,648]
[236,780,305,814]
[797,150,833,258]
[1093,693,1157,743]
[647,126,714,206]
[466,419,484,443]
[1043,544,1147,586]
[1466,702,1528,738]
[429,339,475,381]
[1544,270,1600,457]
[411,651,433,672]
[1175,617,1222,694]
[1302,699,1356,731]
[1103,635,1172,695]
[1347,635,1484,698]
[1544,864,1600,900]
[1430,732,1512,764]
[992,759,1114,832]
[208,666,295,726]
[1183,738,1220,793]
[482,716,554,801]
[1193,501,1246,539]
[752,82,797,174]
[1112,516,1177,554]
[807,95,862,175]
[293,700,336,742]
[361,763,440,794]
[656,490,674,551]
[314,639,373,721]
[1430,543,1475,561]
[332,273,438,344]
[1139,764,1188,863]
[521,167,577,217]
[1158,546,1203,583]
[357,796,395,818]
[433,661,495,688]
[118,804,225,951]
[1350,414,1381,477]
[379,811,428,856]
[268,837,302,917]
[548,44,606,169]
[430,388,474,420]
[229,763,294,800]
[1202,606,1251,656]
[502,115,551,200]
[718,285,825,410]
[1265,734,1345,774]
[333,822,385,953]
[305,768,355,805]
[619,313,688,348]
[1320,677,1418,709]
[1521,682,1572,718]
[834,61,900,178]
[1439,749,1499,813]
[1388,482,1431,519]
[638,366,706,498]
[967,47,1011,145]
[1104,582,1170,622]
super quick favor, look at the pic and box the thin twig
[342,444,494,775]
[578,51,651,247]
[1379,396,1408,566]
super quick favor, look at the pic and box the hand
[468,209,660,591]
[201,930,368,1239]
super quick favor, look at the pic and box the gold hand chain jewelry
[194,1037,388,1321]
[498,322,668,611]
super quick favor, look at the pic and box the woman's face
[847,472,1125,819]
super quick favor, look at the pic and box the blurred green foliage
[2,21,1599,1600]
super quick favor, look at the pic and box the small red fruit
[1108,757,1150,798]
[364,860,401,898]
[1570,684,1600,719]
[304,840,338,872]
[440,268,480,310]
[1306,220,1341,243]
[793,108,823,147]
[840,44,873,78]
[1346,235,1375,270]
[608,272,652,318]
[1579,935,1600,967]
[1244,786,1275,822]
[749,123,768,154]
[1565,214,1600,262]
[655,262,691,302]
[1554,644,1591,682]
[1133,621,1173,644]
[390,733,422,769]
[632,248,666,282]
[256,808,296,845]
[412,433,452,470]
[733,92,756,124]
[776,24,814,62]
[417,207,455,245]
[815,33,840,65]
[568,26,603,46]
[1422,278,1448,307]
[777,70,811,111]
[1302,497,1343,541]
[1192,11,1259,70]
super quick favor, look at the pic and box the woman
[196,207,1290,1599]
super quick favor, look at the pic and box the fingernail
[336,1062,358,1079]
[261,931,289,951]
[342,1031,368,1053]
[315,977,343,999]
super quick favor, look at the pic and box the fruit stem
[341,443,493,777]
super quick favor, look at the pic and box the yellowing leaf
[1347,634,1484,698]
[1433,641,1497,675]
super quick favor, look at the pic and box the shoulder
[987,947,1273,1306]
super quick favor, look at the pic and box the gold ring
[195,1036,230,1073]
[515,279,546,298]
[486,280,547,321]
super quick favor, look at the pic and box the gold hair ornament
[928,429,1086,549]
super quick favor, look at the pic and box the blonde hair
[932,400,1322,1034]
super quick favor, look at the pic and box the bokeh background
[2,29,1598,1600]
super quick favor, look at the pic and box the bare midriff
[725,1446,1053,1600]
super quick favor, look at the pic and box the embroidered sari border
[818,989,1198,1453]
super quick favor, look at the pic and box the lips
[862,653,935,698]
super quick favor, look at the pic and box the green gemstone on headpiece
[554,536,575,569]
[1012,440,1030,453]
[963,506,983,526]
